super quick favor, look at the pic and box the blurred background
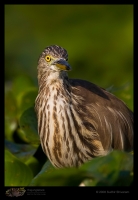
[5,4,133,110]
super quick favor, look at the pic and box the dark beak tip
[68,66,71,71]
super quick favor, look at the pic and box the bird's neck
[37,70,69,90]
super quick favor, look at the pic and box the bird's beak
[52,59,71,71]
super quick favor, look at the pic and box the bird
[35,45,133,168]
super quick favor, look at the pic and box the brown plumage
[35,45,133,168]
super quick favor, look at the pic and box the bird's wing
[69,78,133,151]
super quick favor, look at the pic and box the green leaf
[5,88,18,141]
[18,88,38,117]
[29,160,85,186]
[25,156,42,177]
[5,140,37,162]
[5,119,17,142]
[18,107,40,145]
[112,170,133,186]
[5,149,33,186]
[29,151,133,186]
[80,150,133,186]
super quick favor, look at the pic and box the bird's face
[38,45,71,72]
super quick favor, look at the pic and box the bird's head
[38,45,71,73]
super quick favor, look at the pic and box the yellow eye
[45,55,51,62]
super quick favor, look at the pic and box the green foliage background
[5,5,133,187]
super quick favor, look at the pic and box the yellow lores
[55,63,70,71]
